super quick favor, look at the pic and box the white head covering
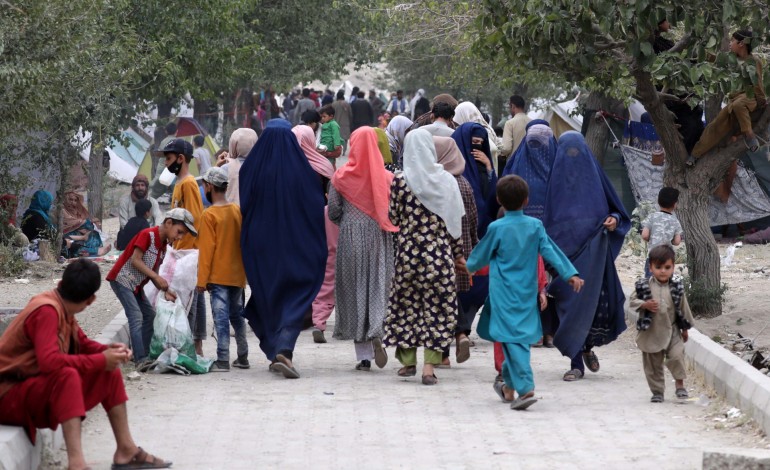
[402,129,465,238]
[453,101,502,151]
[525,124,553,147]
[386,115,414,155]
[410,89,426,118]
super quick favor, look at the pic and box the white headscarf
[526,124,553,147]
[386,115,413,156]
[410,88,425,119]
[453,101,502,152]
[402,129,465,238]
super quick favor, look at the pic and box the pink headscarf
[292,125,334,179]
[331,127,398,232]
[433,136,466,176]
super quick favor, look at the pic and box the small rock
[126,371,142,381]
[13,278,29,284]
[726,407,742,419]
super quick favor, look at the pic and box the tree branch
[667,33,692,54]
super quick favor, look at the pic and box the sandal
[273,354,300,379]
[510,393,538,411]
[563,369,584,382]
[543,336,554,348]
[651,394,664,403]
[675,388,689,399]
[421,374,438,385]
[372,337,388,369]
[111,447,172,469]
[493,381,513,403]
[745,135,760,152]
[397,365,417,377]
[456,336,471,363]
[532,337,544,348]
[582,350,600,373]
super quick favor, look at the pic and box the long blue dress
[543,131,630,366]
[239,119,327,360]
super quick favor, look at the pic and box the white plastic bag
[159,168,176,186]
[144,247,199,310]
[149,294,195,359]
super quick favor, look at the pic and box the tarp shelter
[137,117,220,178]
[109,128,150,167]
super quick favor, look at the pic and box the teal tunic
[467,210,578,344]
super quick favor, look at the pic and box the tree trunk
[157,100,173,120]
[87,141,104,223]
[583,92,611,164]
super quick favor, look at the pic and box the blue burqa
[502,119,558,220]
[240,119,327,360]
[451,123,498,238]
[543,131,630,360]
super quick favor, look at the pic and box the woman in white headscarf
[383,128,466,386]
[453,101,503,173]
[409,88,425,120]
[223,128,258,205]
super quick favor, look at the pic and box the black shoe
[210,360,231,372]
[356,360,371,371]
[232,356,250,369]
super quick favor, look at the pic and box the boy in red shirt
[107,208,197,364]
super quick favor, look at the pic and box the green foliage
[682,274,728,318]
[0,243,26,277]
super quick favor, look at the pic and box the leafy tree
[476,0,770,316]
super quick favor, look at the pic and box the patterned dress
[384,174,462,351]
[328,186,394,342]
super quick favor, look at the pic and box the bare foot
[97,244,111,256]
[502,384,515,401]
[194,339,203,356]
[422,363,435,378]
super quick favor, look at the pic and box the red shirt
[106,226,167,293]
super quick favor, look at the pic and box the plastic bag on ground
[147,293,213,374]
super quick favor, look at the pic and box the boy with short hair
[196,168,249,371]
[192,134,212,175]
[629,245,694,403]
[467,175,583,410]
[642,187,682,276]
[0,259,172,470]
[117,199,152,251]
[319,104,343,165]
[163,138,207,355]
[107,208,197,364]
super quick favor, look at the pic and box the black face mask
[167,157,183,175]
[471,143,485,152]
[205,191,213,205]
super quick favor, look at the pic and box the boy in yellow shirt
[163,138,207,355]
[196,168,249,371]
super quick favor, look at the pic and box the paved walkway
[78,319,754,470]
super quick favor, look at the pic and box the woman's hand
[472,149,492,171]
[603,216,618,231]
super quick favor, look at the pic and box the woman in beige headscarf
[224,128,258,205]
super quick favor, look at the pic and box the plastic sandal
[563,369,584,382]
[675,388,689,399]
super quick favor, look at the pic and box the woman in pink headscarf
[329,127,398,370]
[224,128,258,205]
[292,125,337,343]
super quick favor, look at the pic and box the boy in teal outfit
[467,176,583,410]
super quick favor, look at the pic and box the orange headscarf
[331,127,398,232]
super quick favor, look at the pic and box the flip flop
[456,336,471,363]
[675,388,689,399]
[111,447,172,469]
[563,369,584,382]
[493,381,512,403]
[421,374,438,385]
[510,394,538,411]
[397,365,417,377]
[372,337,388,368]
[582,350,600,373]
[651,394,664,403]
[274,354,300,379]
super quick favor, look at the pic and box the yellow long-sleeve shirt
[171,175,203,250]
[196,203,246,288]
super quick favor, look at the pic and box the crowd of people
[0,87,701,469]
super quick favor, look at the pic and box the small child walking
[630,245,694,403]
[641,187,682,277]
[466,175,583,410]
[196,168,250,372]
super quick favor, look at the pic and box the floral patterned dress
[383,174,462,351]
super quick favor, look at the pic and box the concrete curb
[94,310,130,346]
[625,295,770,436]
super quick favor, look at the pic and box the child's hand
[681,329,689,343]
[603,216,618,231]
[539,291,548,311]
[455,257,470,275]
[568,276,584,293]
[642,300,659,313]
[154,276,169,292]
[195,286,206,294]
[164,289,177,302]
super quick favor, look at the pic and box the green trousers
[395,347,443,366]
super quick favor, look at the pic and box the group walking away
[0,87,702,469]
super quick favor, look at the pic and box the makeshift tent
[137,117,220,178]
[109,128,150,167]
[621,119,770,226]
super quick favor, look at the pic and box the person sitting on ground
[107,208,195,364]
[318,104,344,166]
[116,199,152,251]
[118,175,163,229]
[196,168,250,372]
[467,175,582,410]
[690,29,766,162]
[21,190,56,242]
[0,194,29,247]
[629,245,694,403]
[192,135,212,175]
[641,187,682,277]
[421,102,456,137]
[0,258,173,470]
[61,191,111,258]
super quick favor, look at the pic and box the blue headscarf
[502,119,558,220]
[23,190,55,230]
[543,131,630,359]
[451,122,497,237]
[239,119,327,360]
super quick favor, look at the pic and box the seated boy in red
[0,259,171,470]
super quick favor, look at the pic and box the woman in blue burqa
[239,119,327,379]
[448,122,497,367]
[502,120,559,346]
[543,131,630,382]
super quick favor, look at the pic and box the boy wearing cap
[163,138,208,355]
[197,168,250,371]
[107,208,197,364]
